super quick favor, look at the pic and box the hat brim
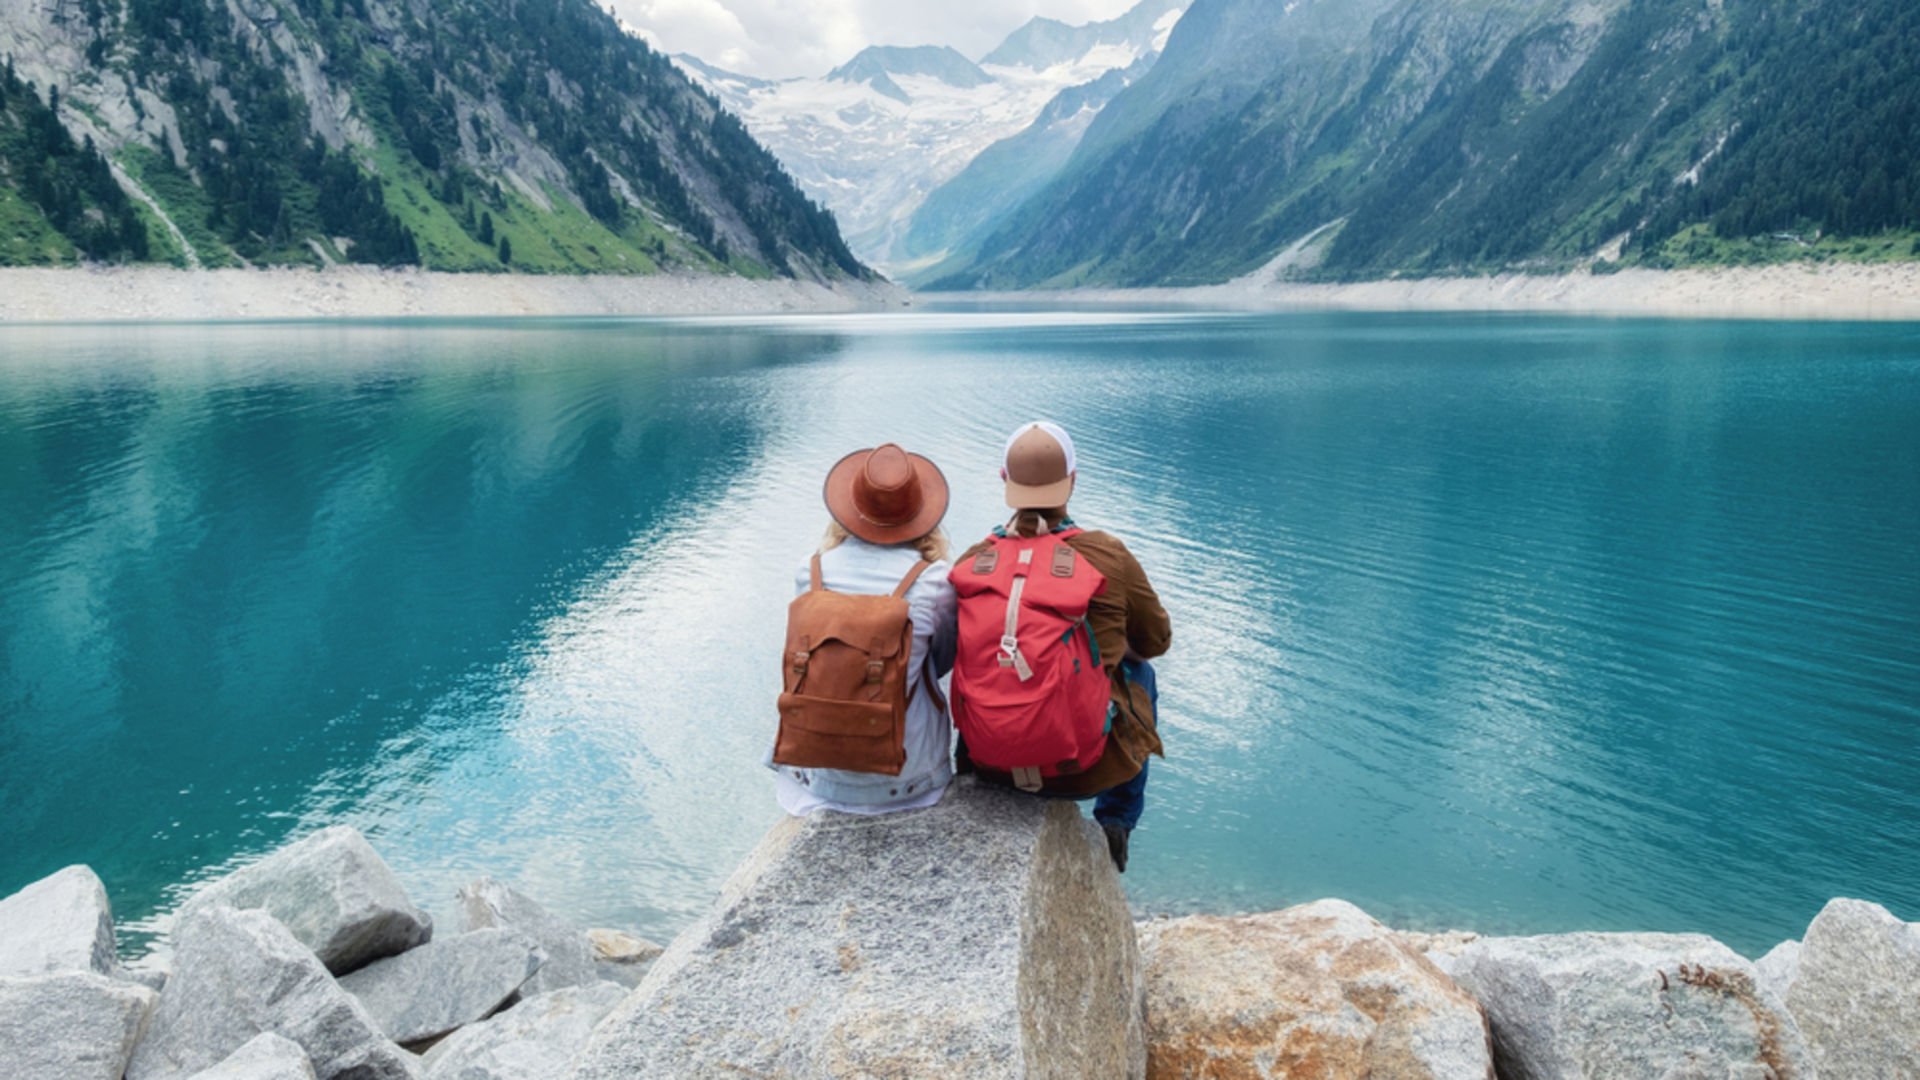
[824,449,950,545]
[1004,475,1074,510]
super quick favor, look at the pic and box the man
[956,420,1171,871]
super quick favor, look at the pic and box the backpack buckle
[865,659,884,683]
[791,650,810,676]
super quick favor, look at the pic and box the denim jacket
[768,537,958,811]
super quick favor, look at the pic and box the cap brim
[1004,476,1074,510]
[824,450,951,545]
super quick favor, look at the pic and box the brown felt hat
[823,443,949,545]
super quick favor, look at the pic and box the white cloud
[604,0,1145,79]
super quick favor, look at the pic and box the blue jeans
[1089,659,1155,831]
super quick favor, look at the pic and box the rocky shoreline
[3,784,1914,1078]
[954,261,1920,322]
[0,267,908,323]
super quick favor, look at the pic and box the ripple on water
[2,312,1916,959]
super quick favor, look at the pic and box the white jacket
[770,536,958,814]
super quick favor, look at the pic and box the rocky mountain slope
[930,0,1920,289]
[0,0,867,279]
[677,0,1185,275]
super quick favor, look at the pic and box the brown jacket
[957,513,1171,796]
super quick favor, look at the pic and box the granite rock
[422,982,626,1080]
[1786,897,1920,1079]
[1137,901,1494,1080]
[0,865,119,976]
[1443,932,1810,1079]
[126,904,418,1080]
[457,878,595,997]
[570,778,1143,1079]
[585,928,662,966]
[584,929,661,990]
[121,965,171,994]
[0,970,156,1080]
[181,827,432,975]
[187,1032,318,1080]
[1753,939,1800,1006]
[338,928,545,1045]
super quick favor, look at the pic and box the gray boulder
[585,930,661,990]
[187,1033,317,1080]
[338,928,545,1045]
[457,879,594,997]
[1442,932,1810,1079]
[127,904,418,1080]
[1753,939,1800,1006]
[570,778,1143,1079]
[0,865,118,976]
[1787,897,1920,1078]
[182,827,431,975]
[422,982,626,1080]
[121,965,170,994]
[0,970,156,1080]
[1137,901,1494,1078]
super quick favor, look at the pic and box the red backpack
[950,527,1110,790]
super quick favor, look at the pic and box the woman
[770,442,957,815]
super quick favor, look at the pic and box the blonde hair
[822,520,950,564]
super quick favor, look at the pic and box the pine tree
[479,211,494,245]
[497,235,511,265]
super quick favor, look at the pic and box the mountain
[828,46,994,97]
[896,56,1153,280]
[0,0,867,278]
[982,0,1186,70]
[677,0,1185,274]
[932,0,1920,289]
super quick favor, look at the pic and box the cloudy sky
[607,0,1143,80]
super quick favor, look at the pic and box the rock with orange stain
[1438,932,1811,1080]
[1136,900,1495,1080]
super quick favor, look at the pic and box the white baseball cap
[1002,421,1077,509]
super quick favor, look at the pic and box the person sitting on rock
[948,421,1171,871]
[768,443,958,815]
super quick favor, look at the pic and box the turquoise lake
[2,309,1916,959]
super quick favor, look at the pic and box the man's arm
[1117,543,1171,660]
[1066,531,1170,666]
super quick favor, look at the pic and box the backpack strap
[999,548,1036,682]
[919,661,948,715]
[890,559,933,598]
[809,553,825,592]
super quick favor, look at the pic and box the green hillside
[0,0,868,278]
[930,0,1920,289]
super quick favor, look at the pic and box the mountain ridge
[676,0,1186,273]
[931,0,1920,290]
[0,0,868,279]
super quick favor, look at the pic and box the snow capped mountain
[983,0,1185,71]
[829,45,998,95]
[674,0,1186,275]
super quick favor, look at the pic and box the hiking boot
[1100,822,1130,873]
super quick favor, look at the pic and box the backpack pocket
[774,692,907,776]
[954,661,1102,774]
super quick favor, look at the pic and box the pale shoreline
[0,265,907,322]
[5,261,1920,322]
[954,261,1920,321]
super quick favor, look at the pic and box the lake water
[2,309,1916,960]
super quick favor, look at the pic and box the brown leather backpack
[773,555,938,776]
